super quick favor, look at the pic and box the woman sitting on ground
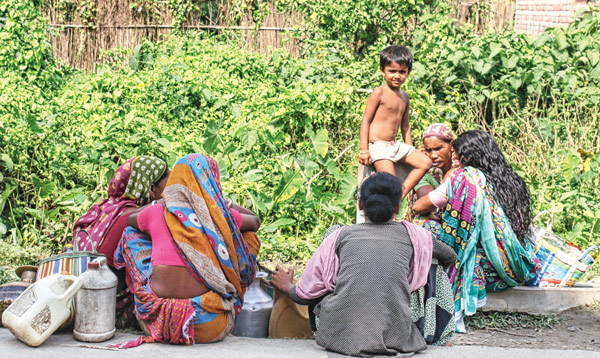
[71,156,169,262]
[406,123,457,239]
[114,153,260,346]
[413,130,541,332]
[271,172,457,357]
[68,156,169,328]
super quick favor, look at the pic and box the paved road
[0,328,597,358]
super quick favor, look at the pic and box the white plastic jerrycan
[74,257,118,342]
[1,273,82,347]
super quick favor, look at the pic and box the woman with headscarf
[414,130,540,332]
[71,156,169,263]
[406,123,457,239]
[113,153,260,346]
[68,156,169,329]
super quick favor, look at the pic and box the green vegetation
[466,311,563,330]
[0,0,599,283]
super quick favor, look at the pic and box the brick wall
[514,0,593,35]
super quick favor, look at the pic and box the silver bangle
[226,199,233,207]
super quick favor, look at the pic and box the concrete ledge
[483,284,600,314]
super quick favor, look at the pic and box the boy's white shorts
[369,140,414,163]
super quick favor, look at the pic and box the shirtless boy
[359,45,431,200]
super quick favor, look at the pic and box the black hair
[359,173,403,223]
[380,45,413,71]
[153,165,170,186]
[454,130,532,242]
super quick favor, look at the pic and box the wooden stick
[487,328,536,338]
[48,24,301,31]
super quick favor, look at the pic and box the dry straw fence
[43,0,302,71]
[43,0,515,71]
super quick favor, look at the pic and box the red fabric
[229,208,243,230]
[98,212,132,267]
[71,158,137,253]
[138,204,186,267]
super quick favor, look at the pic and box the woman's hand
[271,266,295,295]
[413,194,437,215]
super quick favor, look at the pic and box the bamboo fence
[453,0,516,33]
[42,0,302,71]
[43,0,515,71]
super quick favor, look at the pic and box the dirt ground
[451,305,600,351]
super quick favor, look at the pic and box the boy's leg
[399,150,432,200]
[373,159,397,176]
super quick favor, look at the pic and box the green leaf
[157,138,172,151]
[562,153,581,183]
[555,31,568,50]
[242,169,264,182]
[412,62,425,74]
[0,154,13,172]
[214,98,228,109]
[26,115,42,133]
[262,218,296,233]
[508,77,522,90]
[31,175,43,191]
[39,181,55,198]
[449,51,464,66]
[489,42,502,58]
[230,103,242,118]
[274,171,304,202]
[311,128,329,157]
[444,75,457,84]
[505,55,519,69]
[0,222,6,236]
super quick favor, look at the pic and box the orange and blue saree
[114,154,260,346]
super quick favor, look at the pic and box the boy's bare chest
[379,92,407,113]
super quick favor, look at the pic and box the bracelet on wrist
[226,199,233,207]
[360,150,369,154]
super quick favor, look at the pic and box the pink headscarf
[422,123,455,141]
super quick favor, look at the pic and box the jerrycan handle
[92,256,108,269]
[56,275,83,301]
[533,210,552,232]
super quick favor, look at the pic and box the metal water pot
[74,257,117,342]
[232,271,273,338]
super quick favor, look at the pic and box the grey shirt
[291,222,456,357]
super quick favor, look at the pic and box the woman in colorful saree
[414,130,541,332]
[69,156,169,329]
[113,153,260,346]
[271,173,457,357]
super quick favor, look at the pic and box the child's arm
[359,88,383,165]
[400,92,412,146]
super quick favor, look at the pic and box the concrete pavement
[484,284,600,314]
[0,328,598,358]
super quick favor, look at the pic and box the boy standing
[359,45,431,200]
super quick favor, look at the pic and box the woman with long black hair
[414,130,541,332]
